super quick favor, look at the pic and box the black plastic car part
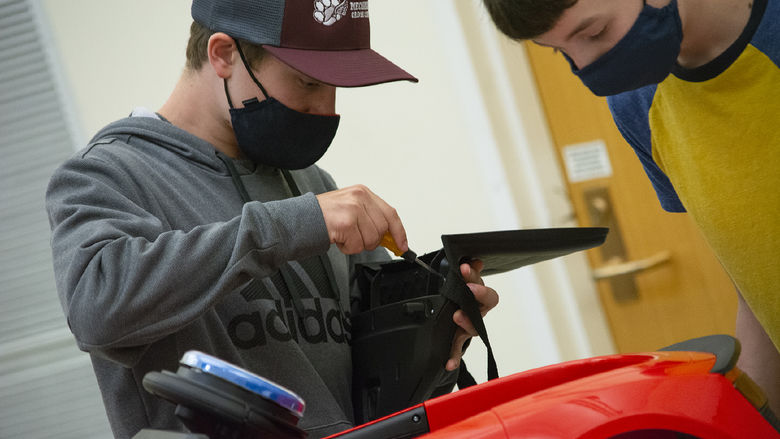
[350,227,609,424]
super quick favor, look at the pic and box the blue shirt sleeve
[751,0,780,69]
[607,86,687,212]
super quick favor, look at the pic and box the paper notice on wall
[562,140,613,183]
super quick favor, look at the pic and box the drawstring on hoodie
[216,153,348,340]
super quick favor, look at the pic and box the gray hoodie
[45,115,388,438]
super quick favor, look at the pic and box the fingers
[446,283,499,371]
[357,189,405,252]
[358,186,406,253]
[453,309,477,336]
[446,327,472,371]
[355,202,381,252]
[384,208,407,254]
[460,260,485,285]
[474,284,499,316]
[317,185,406,255]
[460,265,499,316]
[446,310,477,371]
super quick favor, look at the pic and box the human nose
[305,86,337,115]
[566,47,605,71]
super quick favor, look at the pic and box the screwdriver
[380,232,442,278]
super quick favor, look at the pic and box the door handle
[592,250,672,280]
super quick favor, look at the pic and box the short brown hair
[482,0,578,40]
[185,21,266,71]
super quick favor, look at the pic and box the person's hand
[316,185,407,255]
[446,260,499,371]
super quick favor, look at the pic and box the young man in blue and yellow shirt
[482,0,780,413]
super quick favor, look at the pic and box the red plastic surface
[424,353,654,431]
[420,351,778,438]
[332,351,780,439]
[328,350,779,438]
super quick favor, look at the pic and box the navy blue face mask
[564,0,683,96]
[225,41,340,170]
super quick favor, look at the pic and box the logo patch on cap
[313,0,348,26]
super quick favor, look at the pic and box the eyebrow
[531,15,600,49]
[531,40,558,50]
[566,16,599,40]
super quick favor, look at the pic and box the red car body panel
[329,351,778,438]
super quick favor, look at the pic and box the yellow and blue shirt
[607,0,780,350]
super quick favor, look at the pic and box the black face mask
[225,42,340,170]
[565,0,683,96]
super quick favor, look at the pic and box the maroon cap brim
[262,46,418,87]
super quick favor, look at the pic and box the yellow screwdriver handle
[381,232,442,278]
[380,232,403,257]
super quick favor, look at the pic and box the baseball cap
[191,0,418,87]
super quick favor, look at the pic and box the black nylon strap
[439,268,498,381]
[223,78,235,109]
[280,169,301,196]
[217,153,252,203]
[456,360,478,389]
[234,38,270,99]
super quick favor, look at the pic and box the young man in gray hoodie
[45,1,498,437]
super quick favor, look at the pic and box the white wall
[40,0,613,384]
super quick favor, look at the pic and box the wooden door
[524,42,737,353]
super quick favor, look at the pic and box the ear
[207,32,236,79]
